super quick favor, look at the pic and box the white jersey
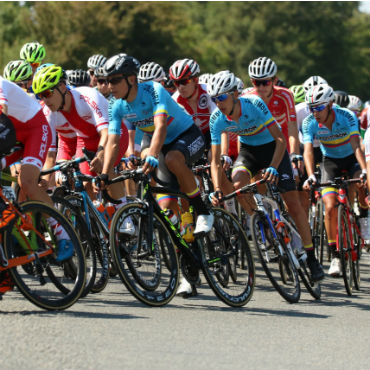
[45,87,109,150]
[364,128,370,163]
[296,102,319,147]
[0,77,42,122]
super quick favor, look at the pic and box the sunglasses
[251,79,272,87]
[211,93,231,103]
[37,89,55,99]
[89,70,95,76]
[97,79,108,85]
[107,76,125,85]
[309,104,327,113]
[173,78,193,87]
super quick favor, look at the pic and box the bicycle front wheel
[251,212,300,303]
[198,208,255,307]
[110,202,179,306]
[338,204,354,296]
[4,201,86,310]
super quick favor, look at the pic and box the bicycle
[107,167,255,307]
[223,178,322,302]
[0,170,86,310]
[310,176,365,295]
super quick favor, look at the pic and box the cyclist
[246,57,303,176]
[3,60,33,92]
[100,54,214,235]
[138,61,166,85]
[32,64,128,202]
[333,90,349,108]
[0,77,74,262]
[87,54,107,87]
[302,84,368,276]
[67,69,91,88]
[208,70,324,282]
[19,41,46,73]
[95,66,113,100]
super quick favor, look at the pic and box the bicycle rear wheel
[110,202,179,306]
[352,218,362,291]
[4,201,86,310]
[338,204,354,296]
[251,212,300,303]
[198,208,255,307]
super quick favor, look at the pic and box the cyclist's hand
[291,154,304,175]
[263,167,279,184]
[209,190,223,206]
[38,178,48,191]
[360,169,367,185]
[221,155,233,171]
[303,174,317,190]
[90,156,103,174]
[143,155,158,175]
[95,173,109,190]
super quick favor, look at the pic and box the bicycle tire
[53,195,97,298]
[337,204,354,296]
[251,212,300,303]
[352,217,361,290]
[197,208,255,307]
[109,202,179,306]
[4,201,86,310]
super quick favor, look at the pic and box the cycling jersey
[364,128,370,162]
[172,83,217,135]
[108,81,193,145]
[245,86,296,152]
[360,107,369,133]
[0,78,50,170]
[209,95,277,146]
[302,106,360,159]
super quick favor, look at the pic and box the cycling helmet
[3,60,32,82]
[275,79,286,87]
[138,62,166,82]
[32,64,65,94]
[333,90,349,107]
[94,66,107,78]
[20,41,46,63]
[67,69,90,87]
[207,70,237,97]
[169,59,200,80]
[347,95,363,112]
[87,54,107,70]
[305,84,334,106]
[303,75,327,93]
[35,63,54,74]
[104,55,141,77]
[289,85,305,104]
[248,57,277,79]
[235,77,244,94]
[198,73,212,85]
[364,100,370,109]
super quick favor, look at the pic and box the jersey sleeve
[364,128,370,162]
[108,99,125,135]
[0,81,8,105]
[90,90,109,132]
[302,116,314,143]
[209,110,224,145]
[151,83,169,119]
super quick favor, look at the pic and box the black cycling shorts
[142,124,205,190]
[233,141,296,193]
[321,154,360,183]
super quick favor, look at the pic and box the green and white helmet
[20,41,46,63]
[3,60,33,82]
[289,85,305,104]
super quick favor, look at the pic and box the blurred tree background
[0,1,369,99]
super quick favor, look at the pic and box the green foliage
[0,1,369,100]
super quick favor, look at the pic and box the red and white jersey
[172,83,217,134]
[364,127,370,162]
[245,86,297,152]
[44,87,109,151]
[0,77,42,124]
[360,107,369,132]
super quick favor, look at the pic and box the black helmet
[275,79,286,87]
[67,69,90,87]
[334,90,349,107]
[104,55,140,77]
[0,113,16,156]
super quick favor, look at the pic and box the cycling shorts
[321,154,360,183]
[56,136,77,162]
[233,140,296,193]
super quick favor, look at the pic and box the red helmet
[169,58,200,80]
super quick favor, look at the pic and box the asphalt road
[1,251,369,370]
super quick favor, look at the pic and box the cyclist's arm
[147,114,167,158]
[267,122,286,169]
[102,133,120,175]
[126,129,136,157]
[41,150,56,186]
[303,142,315,177]
[350,135,366,171]
[210,143,223,191]
[221,132,229,156]
[0,103,8,115]
[287,120,300,155]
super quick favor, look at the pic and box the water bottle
[290,230,305,255]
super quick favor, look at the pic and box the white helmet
[248,57,277,79]
[138,62,165,82]
[305,84,334,106]
[235,77,244,94]
[169,58,200,80]
[303,75,327,93]
[198,73,212,85]
[87,54,107,69]
[207,70,237,97]
[347,95,363,112]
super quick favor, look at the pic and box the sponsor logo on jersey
[198,94,208,109]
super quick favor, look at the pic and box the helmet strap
[56,86,68,111]
[122,77,132,100]
[186,84,198,100]
[229,95,238,117]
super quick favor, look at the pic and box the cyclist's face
[40,84,64,112]
[96,78,109,96]
[251,78,274,99]
[175,78,197,99]
[214,94,233,115]
[107,74,128,99]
